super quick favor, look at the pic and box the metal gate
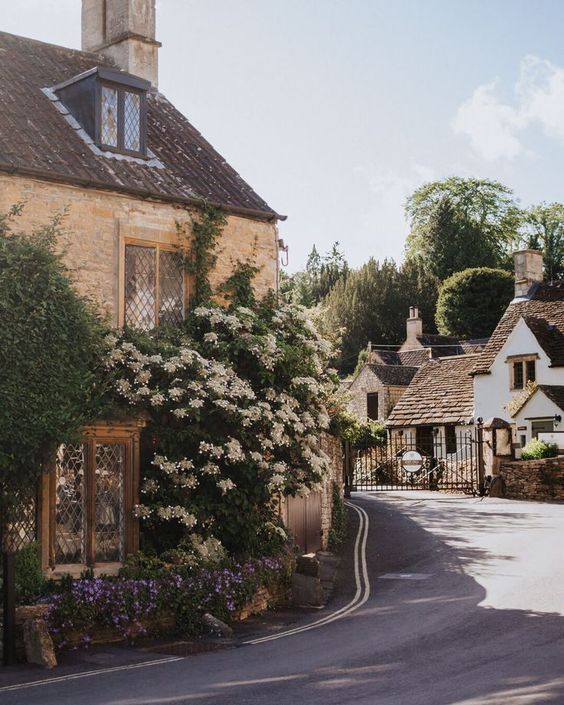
[345,428,483,495]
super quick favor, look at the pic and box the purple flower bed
[46,557,288,648]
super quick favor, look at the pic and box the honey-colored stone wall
[0,173,278,325]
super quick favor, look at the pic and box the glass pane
[101,86,118,146]
[55,445,86,564]
[95,444,125,563]
[159,250,185,326]
[513,362,524,389]
[526,360,536,382]
[123,91,141,152]
[125,245,156,330]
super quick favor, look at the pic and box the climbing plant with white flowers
[103,301,338,556]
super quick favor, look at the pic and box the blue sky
[4,0,564,271]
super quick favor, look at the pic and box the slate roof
[0,31,281,220]
[386,355,478,427]
[366,364,418,386]
[473,283,564,375]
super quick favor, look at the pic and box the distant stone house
[0,1,285,573]
[346,307,487,422]
[386,354,478,458]
[473,250,564,455]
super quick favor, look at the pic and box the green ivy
[178,206,227,308]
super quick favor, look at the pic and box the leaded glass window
[125,244,185,330]
[99,83,145,156]
[55,445,86,564]
[123,91,141,151]
[95,444,125,563]
[101,85,118,147]
[52,424,142,570]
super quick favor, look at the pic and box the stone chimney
[513,250,543,299]
[405,306,423,344]
[82,0,161,88]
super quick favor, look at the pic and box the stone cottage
[347,307,487,422]
[0,0,285,574]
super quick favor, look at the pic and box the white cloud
[453,55,564,161]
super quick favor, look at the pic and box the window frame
[508,354,538,390]
[123,238,187,331]
[366,392,379,420]
[96,79,147,158]
[42,421,143,572]
[445,425,457,455]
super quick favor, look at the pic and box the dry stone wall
[499,456,564,501]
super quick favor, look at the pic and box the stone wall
[499,456,564,501]
[320,432,344,549]
[347,366,407,421]
[0,173,278,325]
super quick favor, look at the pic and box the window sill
[46,562,123,579]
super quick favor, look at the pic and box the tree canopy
[519,203,564,281]
[281,242,349,307]
[405,177,520,274]
[0,207,105,530]
[320,258,436,373]
[435,267,514,339]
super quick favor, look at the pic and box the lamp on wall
[554,414,562,428]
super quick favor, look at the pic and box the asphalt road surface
[2,491,564,705]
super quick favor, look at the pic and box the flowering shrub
[102,299,338,556]
[46,556,288,647]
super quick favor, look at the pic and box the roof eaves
[0,160,286,222]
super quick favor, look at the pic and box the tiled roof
[367,364,418,386]
[386,355,477,427]
[397,349,431,367]
[0,31,281,220]
[371,349,401,366]
[416,334,461,358]
[473,283,564,375]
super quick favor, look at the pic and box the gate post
[476,418,486,496]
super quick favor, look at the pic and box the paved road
[2,492,564,705]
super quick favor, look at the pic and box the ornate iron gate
[345,428,483,494]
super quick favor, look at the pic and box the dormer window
[100,82,145,155]
[53,67,149,159]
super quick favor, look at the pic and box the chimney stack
[82,0,161,88]
[513,250,543,299]
[405,306,423,343]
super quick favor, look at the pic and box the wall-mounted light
[554,414,562,428]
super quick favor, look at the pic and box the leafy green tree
[321,258,436,373]
[420,196,505,281]
[0,206,106,531]
[405,177,520,273]
[282,242,348,306]
[520,203,564,281]
[435,267,514,339]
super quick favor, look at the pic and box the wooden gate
[284,490,322,553]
